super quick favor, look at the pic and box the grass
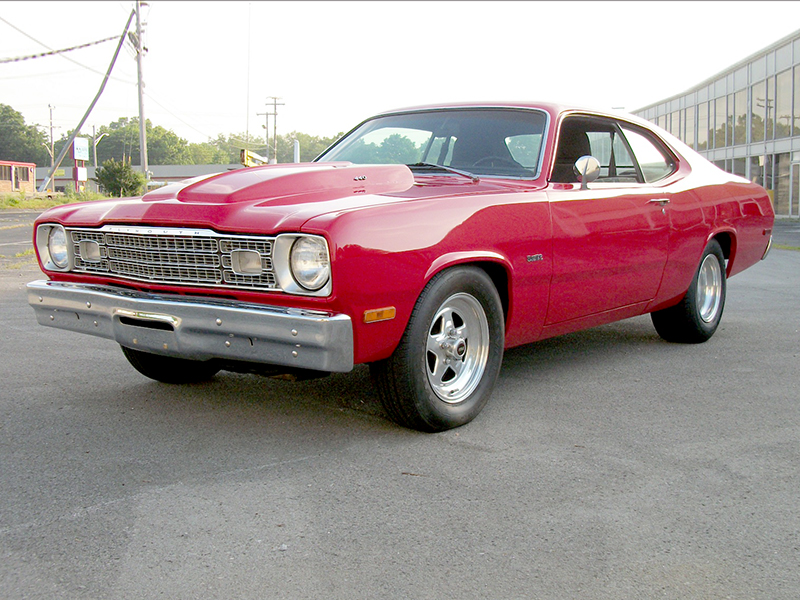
[0,190,111,210]
[0,249,37,270]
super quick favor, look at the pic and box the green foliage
[0,190,112,210]
[0,104,50,165]
[94,158,146,197]
[3,102,346,170]
[187,140,232,164]
[339,133,421,165]
[275,131,343,163]
[86,117,193,166]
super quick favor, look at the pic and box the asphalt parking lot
[1,213,798,599]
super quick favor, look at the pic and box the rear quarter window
[621,127,676,183]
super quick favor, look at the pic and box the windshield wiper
[407,162,480,183]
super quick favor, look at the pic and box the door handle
[648,198,670,206]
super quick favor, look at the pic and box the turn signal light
[364,306,396,323]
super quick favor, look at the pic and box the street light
[93,132,108,169]
[92,127,109,193]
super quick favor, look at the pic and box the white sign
[73,137,90,161]
[75,167,88,182]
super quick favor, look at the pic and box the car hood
[37,162,541,233]
[38,163,418,232]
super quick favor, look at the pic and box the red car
[28,102,775,431]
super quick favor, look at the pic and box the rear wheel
[651,239,726,343]
[121,346,220,384]
[370,267,504,432]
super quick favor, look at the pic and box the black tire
[120,345,220,384]
[370,267,505,432]
[651,239,727,344]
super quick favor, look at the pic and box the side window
[586,131,638,182]
[552,117,639,184]
[621,127,675,183]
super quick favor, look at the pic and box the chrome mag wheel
[425,293,490,404]
[697,253,723,323]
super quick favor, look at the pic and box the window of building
[0,165,11,181]
[775,69,792,139]
[774,152,791,214]
[751,80,766,143]
[14,167,30,182]
[733,157,746,177]
[669,110,681,139]
[734,66,748,91]
[734,89,747,145]
[751,56,766,82]
[684,106,695,148]
[794,66,800,137]
[697,102,709,150]
[765,154,774,190]
[776,43,792,71]
[766,76,776,141]
[750,155,763,186]
[714,96,727,148]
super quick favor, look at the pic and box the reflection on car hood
[37,162,419,233]
[37,162,543,234]
[144,162,415,205]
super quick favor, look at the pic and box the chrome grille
[69,226,280,291]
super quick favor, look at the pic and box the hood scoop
[142,162,415,205]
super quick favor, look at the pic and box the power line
[0,16,135,84]
[0,35,118,64]
[38,9,136,193]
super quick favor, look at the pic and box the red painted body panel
[32,102,775,368]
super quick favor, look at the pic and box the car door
[544,116,674,325]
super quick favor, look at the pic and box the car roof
[371,100,595,118]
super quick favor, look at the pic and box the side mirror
[574,155,600,190]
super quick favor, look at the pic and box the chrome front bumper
[27,280,354,373]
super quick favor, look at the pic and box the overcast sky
[3,1,800,146]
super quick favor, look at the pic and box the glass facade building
[634,28,800,216]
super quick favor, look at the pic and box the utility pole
[38,9,135,193]
[245,2,251,146]
[134,0,149,183]
[48,104,55,192]
[257,110,269,157]
[265,96,284,163]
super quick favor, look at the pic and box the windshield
[316,108,547,178]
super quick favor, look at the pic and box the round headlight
[290,236,330,291]
[48,226,69,269]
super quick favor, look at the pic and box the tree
[89,118,192,166]
[28,105,344,169]
[0,104,50,165]
[94,158,146,197]
[336,133,420,165]
[275,131,343,163]
[187,140,231,164]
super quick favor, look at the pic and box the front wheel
[121,346,220,384]
[651,239,727,343]
[370,267,505,432]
